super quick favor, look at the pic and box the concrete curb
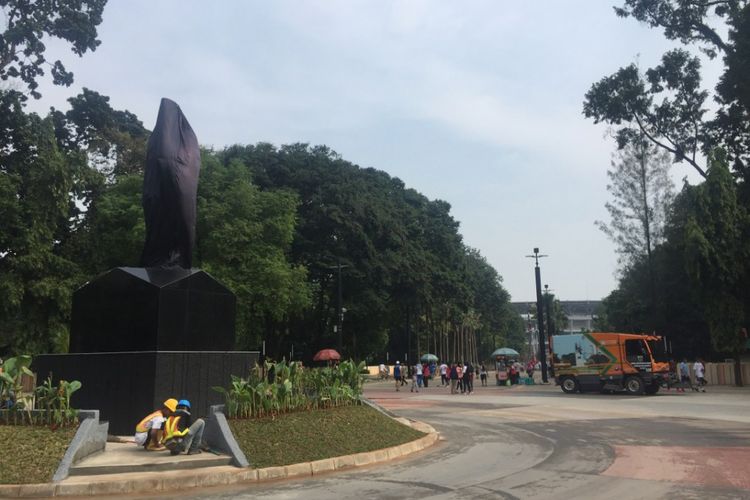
[0,417,438,497]
[52,410,109,483]
[206,405,250,468]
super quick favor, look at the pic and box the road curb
[0,419,439,497]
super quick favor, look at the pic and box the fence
[703,362,750,386]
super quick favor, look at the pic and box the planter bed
[0,425,77,484]
[228,404,425,469]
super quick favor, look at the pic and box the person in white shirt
[134,398,177,450]
[693,359,707,392]
[411,364,421,393]
[439,363,448,386]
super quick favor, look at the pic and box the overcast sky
[26,1,716,302]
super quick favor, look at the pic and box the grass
[228,404,425,468]
[0,425,77,484]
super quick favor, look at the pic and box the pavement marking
[602,445,750,490]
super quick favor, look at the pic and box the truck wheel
[625,376,644,395]
[560,377,579,394]
[644,383,660,395]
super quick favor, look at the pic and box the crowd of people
[388,360,492,395]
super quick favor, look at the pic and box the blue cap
[177,399,191,409]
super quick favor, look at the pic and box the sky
[24,1,718,302]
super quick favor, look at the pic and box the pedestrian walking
[526,359,535,382]
[678,358,690,392]
[480,364,487,386]
[449,362,458,394]
[464,361,474,394]
[393,361,401,392]
[423,363,430,388]
[411,363,420,392]
[457,363,464,393]
[693,359,707,392]
[439,362,448,387]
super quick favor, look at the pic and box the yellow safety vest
[163,415,190,441]
[135,410,163,433]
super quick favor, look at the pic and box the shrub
[0,356,81,427]
[214,359,366,419]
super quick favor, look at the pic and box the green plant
[1,356,81,427]
[0,356,34,425]
[213,359,366,419]
[33,377,80,427]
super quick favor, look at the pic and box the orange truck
[551,332,670,395]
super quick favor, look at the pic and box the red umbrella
[313,349,341,361]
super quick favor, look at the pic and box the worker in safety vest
[162,399,206,455]
[134,398,177,451]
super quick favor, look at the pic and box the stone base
[69,267,236,353]
[33,351,258,435]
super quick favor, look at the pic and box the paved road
[171,381,750,500]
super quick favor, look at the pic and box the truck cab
[552,332,670,395]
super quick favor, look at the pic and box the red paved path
[603,445,750,490]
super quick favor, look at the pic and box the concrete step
[69,442,232,476]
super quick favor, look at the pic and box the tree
[58,88,149,179]
[0,0,107,98]
[217,142,513,364]
[584,0,750,385]
[677,150,749,385]
[0,91,86,353]
[713,4,750,182]
[196,154,312,350]
[584,1,750,179]
[583,49,709,178]
[596,135,674,325]
[597,136,674,270]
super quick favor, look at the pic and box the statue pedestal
[69,267,236,352]
[33,267,254,435]
[33,351,256,435]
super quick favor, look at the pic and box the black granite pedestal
[33,351,256,435]
[32,267,257,435]
[69,267,236,352]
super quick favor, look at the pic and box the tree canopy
[0,0,107,98]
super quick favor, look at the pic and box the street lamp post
[526,248,548,383]
[336,259,343,353]
[544,284,555,378]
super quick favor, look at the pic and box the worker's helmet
[177,399,191,409]
[163,398,178,412]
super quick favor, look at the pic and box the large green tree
[218,142,512,364]
[596,135,674,327]
[196,154,311,350]
[678,151,749,384]
[0,91,86,353]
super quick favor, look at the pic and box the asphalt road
[168,380,750,500]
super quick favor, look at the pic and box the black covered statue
[141,98,200,269]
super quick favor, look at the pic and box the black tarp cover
[141,98,200,268]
